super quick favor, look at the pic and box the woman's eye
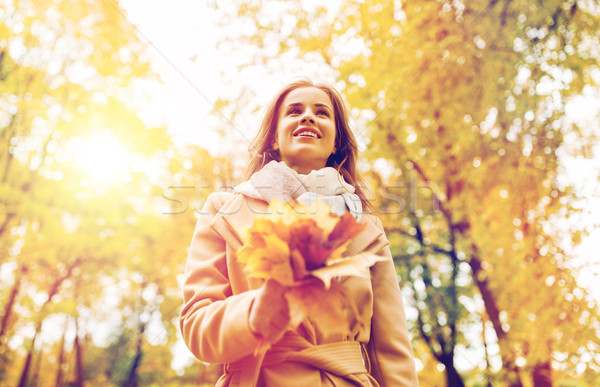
[317,110,329,117]
[288,108,301,115]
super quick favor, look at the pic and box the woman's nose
[300,112,315,124]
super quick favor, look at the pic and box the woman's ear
[272,142,279,150]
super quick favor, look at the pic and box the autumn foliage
[237,199,382,339]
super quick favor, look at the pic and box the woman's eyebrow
[315,103,332,112]
[285,102,333,112]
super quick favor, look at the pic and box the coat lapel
[343,218,385,256]
[210,194,268,251]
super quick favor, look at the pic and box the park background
[1,0,599,386]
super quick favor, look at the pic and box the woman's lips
[292,127,321,138]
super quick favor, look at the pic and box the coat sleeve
[179,192,262,364]
[366,216,419,386]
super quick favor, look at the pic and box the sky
[119,0,343,154]
[118,0,227,148]
[117,0,600,373]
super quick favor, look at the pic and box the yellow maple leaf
[238,234,295,286]
[268,198,338,235]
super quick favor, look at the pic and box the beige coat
[180,192,419,386]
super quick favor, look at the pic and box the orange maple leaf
[326,212,366,250]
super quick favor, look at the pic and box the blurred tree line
[0,0,230,386]
[1,0,599,386]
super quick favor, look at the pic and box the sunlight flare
[71,130,132,184]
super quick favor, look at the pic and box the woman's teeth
[295,131,318,138]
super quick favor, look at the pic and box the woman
[179,79,419,386]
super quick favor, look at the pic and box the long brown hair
[246,79,374,213]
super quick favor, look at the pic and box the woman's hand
[249,279,291,343]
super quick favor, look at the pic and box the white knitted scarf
[233,161,362,220]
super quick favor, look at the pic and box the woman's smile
[293,127,321,138]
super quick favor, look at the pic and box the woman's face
[275,87,337,174]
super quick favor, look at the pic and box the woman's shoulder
[361,212,385,231]
[199,191,237,215]
[201,191,267,216]
[205,191,236,205]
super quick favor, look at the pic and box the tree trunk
[123,322,146,387]
[0,264,23,380]
[439,354,465,387]
[532,361,552,387]
[73,317,84,387]
[481,315,493,387]
[17,320,42,387]
[1,140,15,184]
[30,342,43,387]
[0,212,16,239]
[54,322,68,387]
[469,251,523,387]
[0,264,27,343]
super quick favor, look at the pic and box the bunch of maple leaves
[237,199,384,344]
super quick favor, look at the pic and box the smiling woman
[179,79,419,386]
[70,130,132,184]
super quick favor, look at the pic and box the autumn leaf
[326,212,366,249]
[289,218,330,269]
[310,253,385,290]
[289,249,310,281]
[238,234,295,286]
[268,198,339,234]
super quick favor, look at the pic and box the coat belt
[225,336,367,386]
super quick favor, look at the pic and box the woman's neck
[284,161,326,175]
